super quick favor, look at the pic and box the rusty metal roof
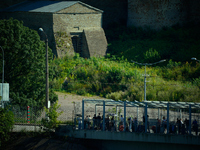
[1,1,103,13]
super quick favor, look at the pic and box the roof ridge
[1,1,103,13]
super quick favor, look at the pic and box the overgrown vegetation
[0,107,14,147]
[41,101,63,131]
[49,24,200,102]
[50,53,200,102]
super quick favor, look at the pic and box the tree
[0,18,57,107]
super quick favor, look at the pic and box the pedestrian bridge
[56,99,200,150]
[56,125,200,150]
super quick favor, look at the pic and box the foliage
[51,53,200,102]
[48,24,200,103]
[0,107,14,147]
[41,101,63,131]
[0,18,58,107]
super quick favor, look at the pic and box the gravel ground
[56,92,106,121]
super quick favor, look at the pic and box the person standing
[128,117,132,132]
[97,113,101,129]
[184,118,189,134]
[192,119,198,136]
[78,116,82,130]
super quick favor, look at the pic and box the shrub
[106,91,125,100]
[0,107,14,147]
[41,101,63,132]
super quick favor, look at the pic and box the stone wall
[75,0,128,28]
[53,13,102,33]
[0,0,128,28]
[128,0,200,30]
[82,27,107,58]
[1,0,200,30]
[53,4,104,57]
[0,2,105,58]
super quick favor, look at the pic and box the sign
[0,83,9,101]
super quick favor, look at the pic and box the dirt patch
[56,92,106,121]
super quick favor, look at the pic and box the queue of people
[76,114,199,136]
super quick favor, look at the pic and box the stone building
[0,0,128,29]
[0,1,108,58]
[1,0,200,31]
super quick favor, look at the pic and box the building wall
[76,0,128,28]
[82,27,107,58]
[0,0,128,28]
[53,3,102,33]
[52,4,104,58]
[0,2,104,57]
[1,0,200,30]
[58,3,99,13]
[53,13,102,33]
[128,0,200,30]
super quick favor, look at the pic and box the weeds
[49,26,200,102]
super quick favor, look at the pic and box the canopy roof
[83,99,200,109]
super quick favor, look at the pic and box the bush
[41,101,63,132]
[0,107,14,147]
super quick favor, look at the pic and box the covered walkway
[78,99,200,135]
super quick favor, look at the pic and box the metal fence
[11,105,45,125]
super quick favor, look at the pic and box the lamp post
[39,28,49,109]
[191,57,200,62]
[131,59,166,101]
[0,46,4,108]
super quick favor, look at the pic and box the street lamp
[39,28,49,109]
[131,59,166,101]
[191,57,200,62]
[0,46,4,108]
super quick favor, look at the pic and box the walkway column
[167,103,169,134]
[145,103,147,133]
[189,104,191,135]
[158,108,160,119]
[116,105,118,118]
[137,107,139,120]
[82,100,84,129]
[103,101,105,131]
[180,109,182,120]
[95,104,97,115]
[124,101,126,132]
